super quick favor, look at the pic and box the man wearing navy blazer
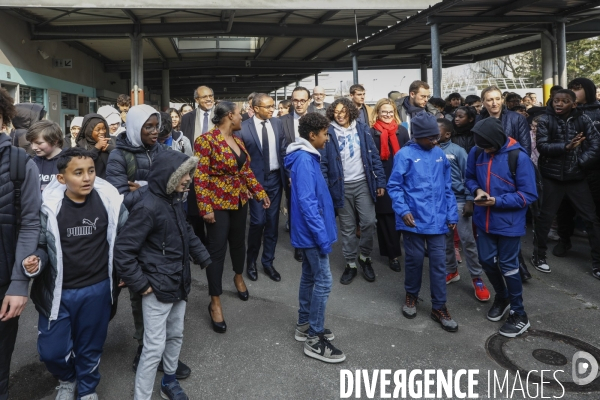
[239,93,287,282]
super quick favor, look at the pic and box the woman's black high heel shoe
[208,302,227,333]
[234,276,249,301]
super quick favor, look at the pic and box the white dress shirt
[253,117,280,171]
[293,112,303,140]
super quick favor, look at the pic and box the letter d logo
[572,351,599,386]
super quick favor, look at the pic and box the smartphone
[475,196,488,202]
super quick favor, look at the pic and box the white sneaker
[531,255,551,273]
[80,394,98,400]
[55,380,76,400]
[547,229,560,241]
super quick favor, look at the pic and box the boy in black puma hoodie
[114,150,211,400]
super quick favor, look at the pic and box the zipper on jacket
[485,154,494,233]
[162,222,167,255]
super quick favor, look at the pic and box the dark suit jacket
[238,116,286,187]
[280,112,297,148]
[181,107,215,146]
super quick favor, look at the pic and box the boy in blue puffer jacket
[284,113,345,364]
[466,118,538,338]
[387,112,459,332]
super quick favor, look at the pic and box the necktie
[261,121,270,173]
[203,112,209,134]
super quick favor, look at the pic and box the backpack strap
[9,146,28,235]
[508,148,520,177]
[121,150,137,182]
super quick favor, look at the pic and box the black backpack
[9,146,28,235]
[475,148,543,216]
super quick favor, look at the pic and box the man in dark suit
[280,86,313,262]
[180,85,215,244]
[239,93,286,282]
[307,86,330,115]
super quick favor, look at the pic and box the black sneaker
[430,306,458,332]
[358,257,376,282]
[530,255,551,273]
[340,265,357,285]
[160,379,189,400]
[158,360,191,380]
[132,344,143,373]
[499,311,530,337]
[552,241,572,257]
[294,323,334,342]
[389,258,402,272]
[487,296,511,322]
[402,293,419,319]
[303,334,346,363]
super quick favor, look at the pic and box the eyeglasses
[198,94,214,100]
[292,99,308,105]
[333,111,347,116]
[425,135,441,143]
[257,105,275,110]
[143,125,160,133]
[313,93,325,97]
[379,111,394,116]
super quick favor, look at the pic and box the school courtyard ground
[8,220,600,400]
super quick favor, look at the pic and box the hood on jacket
[472,117,506,150]
[126,105,161,148]
[569,78,597,105]
[71,116,83,129]
[148,150,198,198]
[285,137,321,161]
[98,105,122,126]
[12,103,46,130]
[77,114,108,145]
[330,120,357,136]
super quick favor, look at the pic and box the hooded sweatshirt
[330,120,365,182]
[106,105,168,210]
[114,150,211,302]
[76,114,115,179]
[10,103,46,155]
[32,150,62,191]
[98,105,125,137]
[284,138,337,253]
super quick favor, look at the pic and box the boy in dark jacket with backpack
[531,89,600,279]
[466,118,538,337]
[114,150,211,400]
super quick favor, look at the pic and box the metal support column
[161,69,170,111]
[315,73,319,86]
[130,34,144,105]
[420,62,428,83]
[430,23,442,98]
[541,33,554,105]
[551,25,558,85]
[556,22,567,87]
[352,53,359,85]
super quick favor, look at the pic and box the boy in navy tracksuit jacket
[26,120,63,192]
[284,113,345,364]
[387,112,459,332]
[22,148,128,400]
[466,118,538,338]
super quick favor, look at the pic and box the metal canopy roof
[346,0,600,68]
[2,7,438,101]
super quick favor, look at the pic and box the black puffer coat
[106,131,169,210]
[451,120,476,155]
[10,103,46,155]
[536,105,600,181]
[477,108,531,156]
[114,150,211,303]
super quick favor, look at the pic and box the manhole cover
[486,330,600,393]
[532,349,569,366]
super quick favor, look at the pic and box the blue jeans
[403,231,447,309]
[476,231,525,315]
[38,278,111,398]
[298,248,333,336]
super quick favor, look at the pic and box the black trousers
[556,173,600,244]
[534,177,600,268]
[0,285,20,400]
[376,213,402,258]
[205,203,248,296]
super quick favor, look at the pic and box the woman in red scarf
[369,99,410,271]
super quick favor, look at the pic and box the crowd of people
[0,75,599,400]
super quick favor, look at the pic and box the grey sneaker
[294,323,334,342]
[430,307,459,332]
[303,334,346,363]
[80,394,98,400]
[55,380,76,400]
[402,293,419,319]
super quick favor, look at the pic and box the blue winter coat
[319,122,386,209]
[387,142,458,235]
[284,138,337,254]
[465,137,538,237]
[477,108,532,156]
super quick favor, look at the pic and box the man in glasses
[387,112,459,333]
[281,86,313,262]
[308,86,330,116]
[239,94,286,282]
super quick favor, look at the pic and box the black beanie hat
[472,118,506,151]
[568,78,597,105]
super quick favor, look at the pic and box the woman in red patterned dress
[194,101,270,333]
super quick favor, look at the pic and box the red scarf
[373,120,400,160]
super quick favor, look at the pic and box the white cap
[71,116,83,128]
[97,105,122,126]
